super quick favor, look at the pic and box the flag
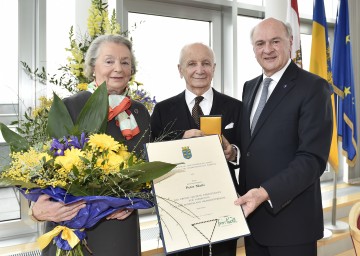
[332,0,358,166]
[286,0,302,67]
[309,0,339,171]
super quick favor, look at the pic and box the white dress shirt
[185,87,213,115]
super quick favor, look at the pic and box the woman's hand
[32,194,86,222]
[106,209,134,220]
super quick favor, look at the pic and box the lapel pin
[283,84,287,88]
[134,109,139,114]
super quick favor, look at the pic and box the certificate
[145,135,249,254]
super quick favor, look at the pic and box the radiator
[7,250,41,256]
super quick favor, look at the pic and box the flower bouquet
[0,82,176,255]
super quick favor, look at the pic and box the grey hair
[178,42,216,65]
[250,18,293,44]
[84,34,137,80]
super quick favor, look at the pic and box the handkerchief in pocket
[225,122,234,129]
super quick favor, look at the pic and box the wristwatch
[28,202,43,222]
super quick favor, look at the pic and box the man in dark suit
[151,42,241,256]
[233,18,333,256]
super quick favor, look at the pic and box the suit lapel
[210,88,221,114]
[173,91,195,130]
[250,62,298,139]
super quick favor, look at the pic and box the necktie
[251,78,272,134]
[192,96,204,127]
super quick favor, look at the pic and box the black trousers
[167,239,238,256]
[244,235,317,256]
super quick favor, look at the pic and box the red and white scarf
[88,82,140,140]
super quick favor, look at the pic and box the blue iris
[50,132,89,156]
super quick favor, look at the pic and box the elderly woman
[31,34,151,256]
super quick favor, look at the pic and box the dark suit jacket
[239,61,333,246]
[151,88,242,190]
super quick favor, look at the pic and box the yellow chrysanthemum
[88,134,120,152]
[95,151,126,175]
[55,148,84,172]
[117,148,131,160]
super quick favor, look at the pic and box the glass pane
[237,16,262,100]
[238,0,263,5]
[298,0,338,20]
[300,34,312,72]
[128,13,210,103]
[0,0,20,223]
[0,0,18,105]
[0,144,20,222]
[0,188,21,222]
[47,0,75,97]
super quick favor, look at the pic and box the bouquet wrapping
[22,187,152,251]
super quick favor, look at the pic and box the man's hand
[222,136,236,161]
[32,194,86,222]
[182,129,204,138]
[107,208,134,220]
[234,187,269,217]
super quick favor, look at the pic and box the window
[236,16,262,100]
[0,0,18,106]
[128,13,210,102]
[0,0,20,225]
[298,0,338,20]
[300,34,312,72]
[0,0,38,241]
[47,0,75,98]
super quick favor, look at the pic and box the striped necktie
[192,96,204,127]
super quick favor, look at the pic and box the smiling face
[93,42,132,95]
[178,43,216,95]
[252,18,293,77]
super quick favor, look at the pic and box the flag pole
[324,168,348,233]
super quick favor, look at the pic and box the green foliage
[0,123,29,153]
[47,93,75,139]
[47,82,109,139]
[76,82,108,134]
[66,161,177,197]
[11,96,52,146]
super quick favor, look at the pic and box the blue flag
[332,0,358,166]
